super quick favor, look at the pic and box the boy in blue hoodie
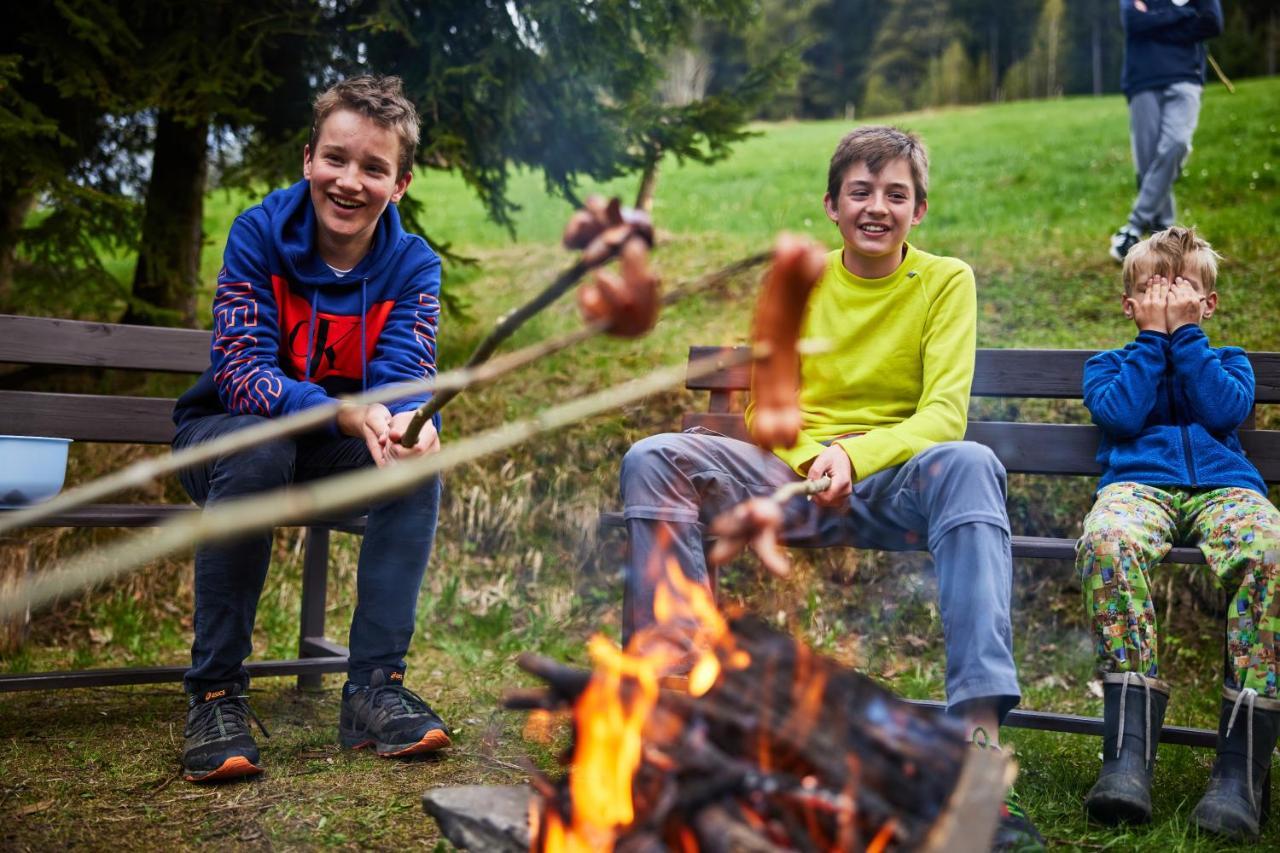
[171,75,449,782]
[1077,226,1279,838]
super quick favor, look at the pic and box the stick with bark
[398,197,654,448]
[0,347,757,620]
[0,251,768,539]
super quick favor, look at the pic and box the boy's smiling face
[303,108,411,268]
[823,157,926,279]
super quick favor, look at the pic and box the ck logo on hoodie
[272,276,393,382]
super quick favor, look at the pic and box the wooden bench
[0,313,362,692]
[601,345,1280,747]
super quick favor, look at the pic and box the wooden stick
[1207,52,1235,94]
[0,252,770,537]
[0,348,756,620]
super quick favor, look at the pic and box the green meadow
[3,78,1280,849]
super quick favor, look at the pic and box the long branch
[0,252,769,537]
[0,347,756,620]
[398,258,591,447]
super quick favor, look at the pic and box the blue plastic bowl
[0,435,73,507]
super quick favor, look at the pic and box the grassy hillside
[3,78,1280,849]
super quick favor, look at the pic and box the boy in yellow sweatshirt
[619,126,1039,849]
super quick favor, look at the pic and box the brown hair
[1122,225,1222,295]
[310,75,420,178]
[826,125,929,204]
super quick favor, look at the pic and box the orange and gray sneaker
[181,682,269,782]
[339,669,451,757]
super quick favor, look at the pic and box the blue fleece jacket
[1119,0,1223,99]
[1083,324,1264,495]
[174,181,442,432]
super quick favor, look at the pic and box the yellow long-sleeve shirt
[746,244,976,480]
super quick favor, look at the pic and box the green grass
[4,78,1280,849]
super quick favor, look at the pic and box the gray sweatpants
[1127,81,1203,233]
[619,430,1021,719]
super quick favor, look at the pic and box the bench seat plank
[0,390,178,444]
[0,655,350,693]
[679,413,1280,482]
[0,314,210,373]
[687,345,1280,404]
[598,512,1207,565]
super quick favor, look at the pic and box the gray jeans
[1127,81,1202,232]
[619,430,1021,719]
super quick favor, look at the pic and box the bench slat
[0,314,210,373]
[678,413,1280,482]
[598,513,1207,564]
[686,346,1280,403]
[0,390,177,443]
[0,503,370,531]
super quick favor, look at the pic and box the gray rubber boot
[1085,673,1170,825]
[1191,686,1280,841]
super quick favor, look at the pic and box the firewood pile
[426,561,1012,852]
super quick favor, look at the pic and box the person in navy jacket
[172,75,451,783]
[1077,226,1279,839]
[1108,0,1223,262]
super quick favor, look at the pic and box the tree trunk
[124,110,208,327]
[0,188,36,305]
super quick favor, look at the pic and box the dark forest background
[2,0,1275,325]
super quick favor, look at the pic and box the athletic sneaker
[339,669,452,757]
[993,787,1047,851]
[182,682,269,782]
[1109,226,1142,263]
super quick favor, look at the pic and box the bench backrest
[683,346,1280,483]
[0,314,210,444]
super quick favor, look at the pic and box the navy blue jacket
[174,181,442,432]
[1119,0,1223,99]
[1084,325,1265,495]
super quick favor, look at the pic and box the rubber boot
[1085,672,1170,824]
[1191,686,1280,841]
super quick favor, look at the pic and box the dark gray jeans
[174,413,441,694]
[619,431,1021,719]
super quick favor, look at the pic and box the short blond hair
[1122,226,1221,295]
[310,75,420,178]
[827,125,929,204]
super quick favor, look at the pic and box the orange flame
[539,556,753,852]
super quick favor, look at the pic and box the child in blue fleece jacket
[171,75,451,784]
[1076,226,1279,839]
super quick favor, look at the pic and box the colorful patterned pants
[1077,483,1280,697]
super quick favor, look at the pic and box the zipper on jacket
[1179,424,1198,487]
[1168,379,1198,488]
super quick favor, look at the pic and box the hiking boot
[971,727,1047,851]
[182,682,269,783]
[1191,686,1280,841]
[339,669,451,757]
[1109,226,1142,263]
[1085,672,1170,824]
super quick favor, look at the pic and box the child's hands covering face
[1126,275,1169,334]
[1165,276,1205,332]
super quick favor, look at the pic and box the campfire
[419,216,1013,853]
[424,553,1013,852]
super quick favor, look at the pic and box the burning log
[457,559,1013,853]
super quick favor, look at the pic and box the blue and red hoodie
[1083,324,1265,495]
[173,180,441,432]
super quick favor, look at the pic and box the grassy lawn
[4,77,1280,850]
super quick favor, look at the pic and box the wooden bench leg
[298,527,347,690]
